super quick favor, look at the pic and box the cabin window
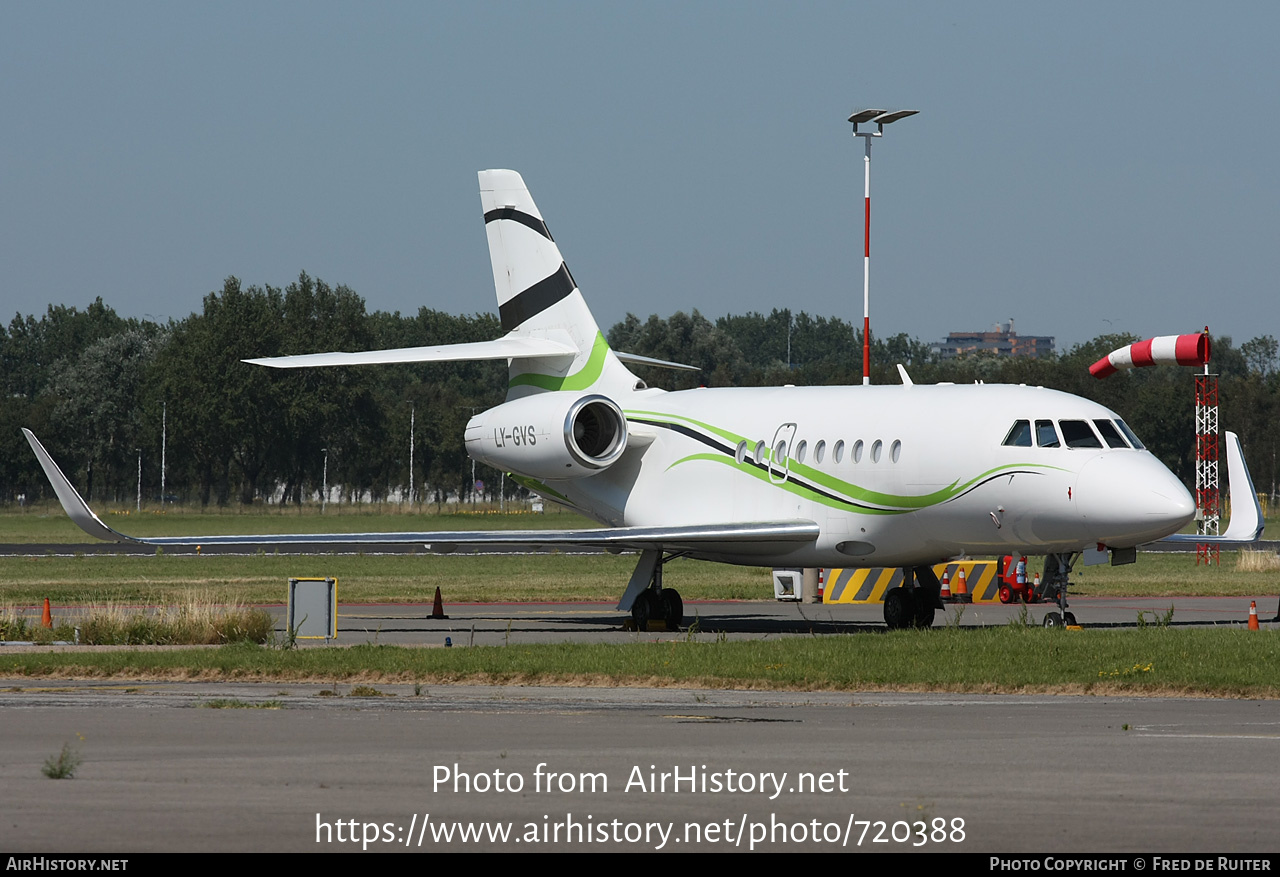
[833,440,845,463]
[1059,420,1103,449]
[776,440,788,463]
[890,439,902,463]
[1035,420,1060,448]
[1002,420,1033,447]
[795,440,808,463]
[871,439,883,463]
[754,440,767,462]
[1115,419,1146,450]
[814,440,826,464]
[735,440,748,464]
[852,440,864,463]
[1093,419,1129,449]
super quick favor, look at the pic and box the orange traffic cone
[939,570,952,600]
[955,567,969,595]
[41,598,52,629]
[817,568,825,603]
[430,587,449,620]
[1248,601,1260,631]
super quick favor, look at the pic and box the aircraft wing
[1161,431,1265,544]
[22,429,817,554]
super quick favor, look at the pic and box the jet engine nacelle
[464,392,628,479]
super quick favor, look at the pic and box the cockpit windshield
[1093,419,1129,449]
[1115,419,1146,450]
[1002,420,1033,447]
[1059,420,1102,449]
[1035,420,1060,448]
[1003,418,1142,451]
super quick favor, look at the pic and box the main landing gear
[1039,552,1078,628]
[622,549,685,630]
[883,566,947,630]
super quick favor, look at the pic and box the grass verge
[1,629,1276,697]
[2,596,273,645]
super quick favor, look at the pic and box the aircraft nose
[1076,452,1196,545]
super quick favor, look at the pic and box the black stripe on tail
[484,207,554,241]
[498,262,577,332]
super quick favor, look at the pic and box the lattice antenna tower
[1194,327,1219,565]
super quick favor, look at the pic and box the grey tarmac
[0,683,1276,853]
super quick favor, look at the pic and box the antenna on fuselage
[848,108,918,386]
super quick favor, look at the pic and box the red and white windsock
[1089,333,1211,379]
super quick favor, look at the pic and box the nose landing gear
[1039,552,1078,628]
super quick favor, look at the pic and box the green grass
[1,629,1276,697]
[41,742,83,779]
[199,698,283,709]
[0,552,774,605]
[1065,550,1278,597]
[0,548,1272,607]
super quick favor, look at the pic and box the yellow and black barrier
[823,561,999,604]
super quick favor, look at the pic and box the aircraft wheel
[660,589,683,629]
[1063,612,1077,627]
[631,591,654,630]
[911,590,936,628]
[999,585,1013,604]
[1043,612,1064,628]
[883,588,916,630]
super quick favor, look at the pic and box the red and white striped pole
[849,109,917,387]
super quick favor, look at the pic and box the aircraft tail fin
[479,169,638,399]
[249,171,675,395]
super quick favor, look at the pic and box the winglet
[21,429,132,543]
[1220,431,1264,542]
[1161,430,1264,545]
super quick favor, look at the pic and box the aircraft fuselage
[515,381,1195,568]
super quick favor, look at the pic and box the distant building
[932,319,1055,360]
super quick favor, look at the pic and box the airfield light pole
[321,448,329,515]
[135,449,142,513]
[848,108,917,385]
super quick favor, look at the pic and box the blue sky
[2,2,1276,350]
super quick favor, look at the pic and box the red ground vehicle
[998,554,1037,603]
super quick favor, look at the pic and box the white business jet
[25,170,1260,630]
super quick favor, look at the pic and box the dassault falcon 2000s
[28,169,1250,630]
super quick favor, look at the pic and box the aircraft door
[769,423,797,484]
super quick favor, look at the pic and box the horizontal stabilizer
[23,429,817,554]
[1161,431,1265,544]
[614,351,700,372]
[244,334,578,369]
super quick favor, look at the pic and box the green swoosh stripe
[630,409,1067,512]
[668,453,909,515]
[509,332,609,391]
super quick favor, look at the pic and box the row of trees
[2,275,1277,508]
